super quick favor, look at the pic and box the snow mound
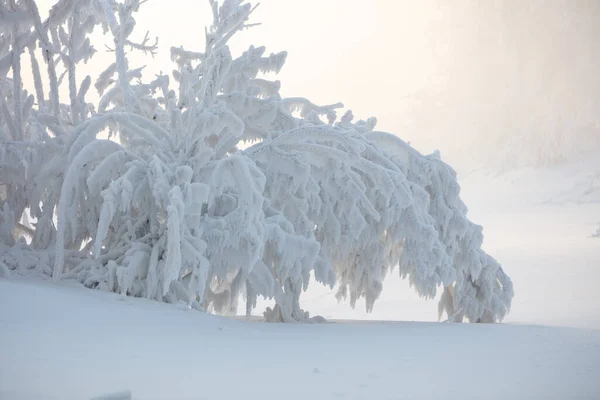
[0,0,511,323]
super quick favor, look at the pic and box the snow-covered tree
[0,0,513,323]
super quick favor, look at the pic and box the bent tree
[0,0,513,322]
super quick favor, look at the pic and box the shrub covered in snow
[0,0,512,322]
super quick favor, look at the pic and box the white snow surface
[1,277,599,400]
[2,161,600,400]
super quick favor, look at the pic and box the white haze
[28,0,600,171]
[131,0,600,171]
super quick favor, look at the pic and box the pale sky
[132,0,441,135]
[34,0,443,143]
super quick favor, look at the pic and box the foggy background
[134,0,600,174]
[31,0,600,175]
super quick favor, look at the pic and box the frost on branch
[0,0,512,323]
[364,132,513,322]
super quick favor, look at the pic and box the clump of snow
[90,392,132,400]
[0,260,10,278]
[0,0,511,322]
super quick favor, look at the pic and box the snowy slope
[1,277,599,400]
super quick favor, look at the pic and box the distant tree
[0,0,512,323]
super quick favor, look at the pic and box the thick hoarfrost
[0,0,512,322]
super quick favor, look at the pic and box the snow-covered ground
[1,159,599,400]
[1,277,599,400]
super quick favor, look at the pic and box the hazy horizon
[27,0,599,174]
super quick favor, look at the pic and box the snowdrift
[0,278,597,400]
